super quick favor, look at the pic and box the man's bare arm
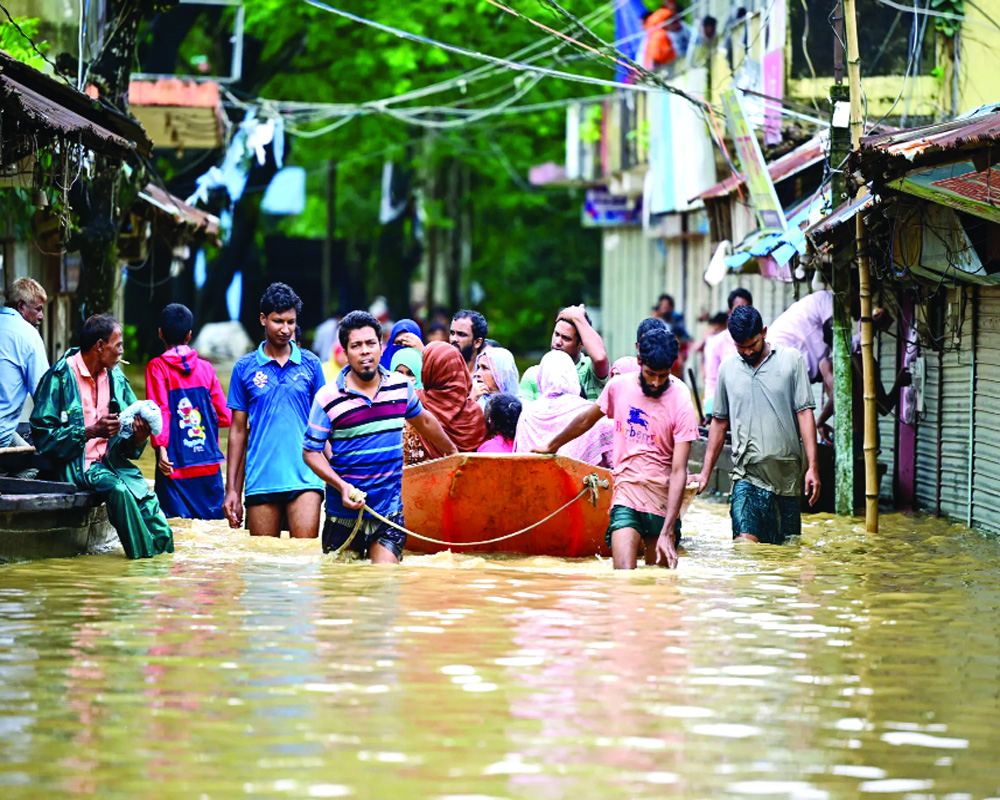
[797,408,821,506]
[563,305,609,379]
[655,440,692,569]
[696,417,729,491]
[534,403,604,454]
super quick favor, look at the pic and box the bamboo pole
[843,0,879,532]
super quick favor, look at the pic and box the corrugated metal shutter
[972,287,1000,533]
[914,343,941,513]
[939,287,974,521]
[877,323,897,500]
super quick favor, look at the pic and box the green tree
[235,0,608,350]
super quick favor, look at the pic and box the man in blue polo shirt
[303,310,456,563]
[224,282,326,537]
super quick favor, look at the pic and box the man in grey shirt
[695,305,821,544]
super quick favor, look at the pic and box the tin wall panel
[938,287,975,521]
[972,288,1000,533]
[914,346,941,513]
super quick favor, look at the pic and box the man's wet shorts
[729,480,801,545]
[245,488,323,507]
[606,504,681,549]
[322,509,406,560]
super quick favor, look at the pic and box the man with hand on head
[303,311,457,564]
[31,314,174,559]
[520,304,610,402]
[534,328,699,570]
[696,305,821,545]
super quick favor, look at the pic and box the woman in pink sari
[513,351,613,466]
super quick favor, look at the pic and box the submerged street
[3,503,999,799]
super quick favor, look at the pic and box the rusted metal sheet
[138,183,221,241]
[0,51,151,158]
[694,134,828,201]
[806,193,876,242]
[854,105,1000,182]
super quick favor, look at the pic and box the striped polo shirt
[304,365,422,519]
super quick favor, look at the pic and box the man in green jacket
[31,314,174,559]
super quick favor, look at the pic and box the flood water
[2,501,1000,799]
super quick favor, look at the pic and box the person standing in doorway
[224,283,325,537]
[696,306,821,544]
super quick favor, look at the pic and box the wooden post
[843,0,879,531]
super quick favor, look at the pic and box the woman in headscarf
[390,347,423,390]
[513,350,613,467]
[379,318,423,370]
[403,341,487,465]
[610,356,640,377]
[471,346,520,409]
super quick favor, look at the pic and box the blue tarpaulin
[615,0,649,83]
[725,190,831,274]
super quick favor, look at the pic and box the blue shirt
[228,341,325,496]
[0,307,48,447]
[304,366,422,519]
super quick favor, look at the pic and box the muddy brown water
[2,498,1000,799]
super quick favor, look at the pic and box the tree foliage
[234,0,611,350]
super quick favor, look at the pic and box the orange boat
[401,453,614,557]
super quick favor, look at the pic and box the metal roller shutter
[938,287,974,522]
[972,287,1000,533]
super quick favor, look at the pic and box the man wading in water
[696,305,821,544]
[303,311,456,564]
[534,329,699,570]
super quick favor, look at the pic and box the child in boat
[478,393,522,453]
[534,329,699,570]
[145,304,232,519]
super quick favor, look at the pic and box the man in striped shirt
[303,310,456,563]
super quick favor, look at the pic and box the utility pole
[843,0,879,532]
[829,1,853,517]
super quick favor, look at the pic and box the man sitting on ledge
[30,314,174,559]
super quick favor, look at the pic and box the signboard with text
[721,89,786,232]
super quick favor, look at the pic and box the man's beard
[740,347,764,367]
[639,371,669,398]
[457,342,475,363]
[354,365,378,381]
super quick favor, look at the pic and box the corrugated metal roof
[854,104,1000,181]
[0,52,151,158]
[695,133,829,201]
[806,193,877,242]
[138,183,221,242]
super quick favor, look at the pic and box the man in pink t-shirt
[534,329,699,570]
[703,288,753,413]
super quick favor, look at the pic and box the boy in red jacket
[146,304,232,519]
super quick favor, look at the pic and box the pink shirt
[703,329,737,399]
[767,290,833,382]
[477,435,513,453]
[68,352,110,471]
[597,374,700,515]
